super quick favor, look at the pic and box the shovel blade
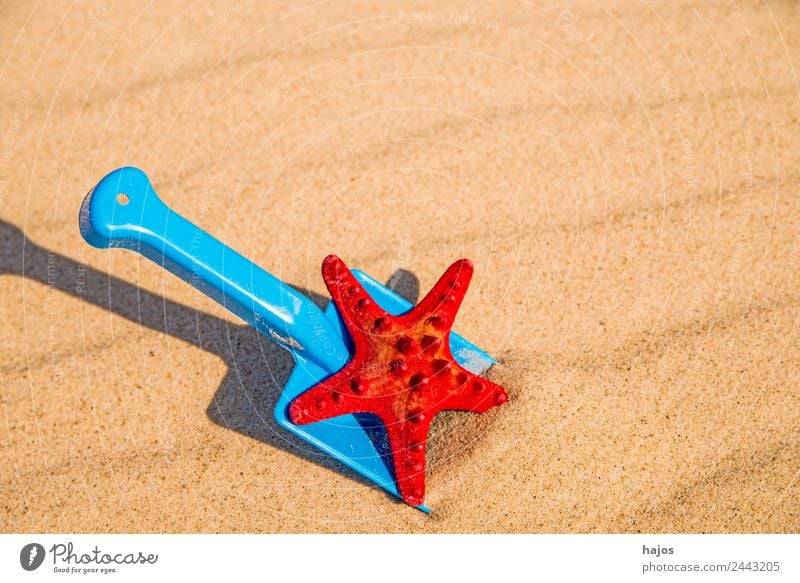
[273,269,495,512]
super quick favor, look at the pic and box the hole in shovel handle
[116,193,130,206]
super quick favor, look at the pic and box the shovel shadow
[0,219,420,499]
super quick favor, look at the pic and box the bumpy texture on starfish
[289,254,508,506]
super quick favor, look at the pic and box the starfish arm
[288,369,373,425]
[321,254,387,337]
[442,369,509,413]
[381,414,432,506]
[404,258,473,330]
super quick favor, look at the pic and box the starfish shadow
[0,219,420,500]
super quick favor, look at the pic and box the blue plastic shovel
[79,166,496,512]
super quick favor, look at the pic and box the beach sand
[1,0,798,533]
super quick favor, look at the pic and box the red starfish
[289,254,508,506]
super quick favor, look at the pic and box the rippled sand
[1,0,798,532]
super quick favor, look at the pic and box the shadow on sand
[0,219,420,498]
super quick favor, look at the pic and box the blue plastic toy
[79,166,496,512]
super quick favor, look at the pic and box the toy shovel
[79,166,505,511]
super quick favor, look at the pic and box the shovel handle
[79,166,348,373]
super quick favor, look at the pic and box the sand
[1,0,798,533]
